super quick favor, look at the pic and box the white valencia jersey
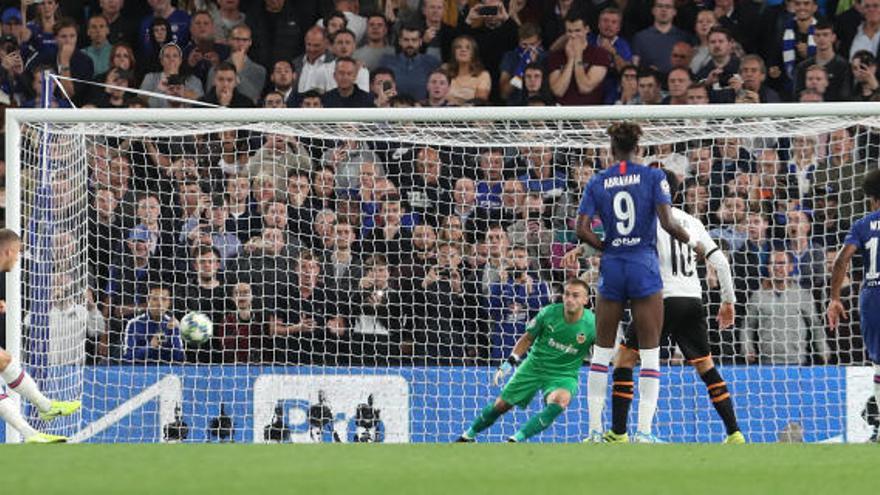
[656,207,719,299]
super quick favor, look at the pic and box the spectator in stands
[459,0,518,101]
[634,67,664,104]
[664,67,691,104]
[139,0,190,55]
[350,254,408,365]
[141,42,203,108]
[517,144,567,205]
[295,26,330,93]
[632,0,692,74]
[266,60,298,107]
[802,64,831,101]
[267,249,334,364]
[487,244,552,358]
[547,13,611,106]
[785,208,825,292]
[592,7,633,104]
[195,194,242,267]
[262,91,284,108]
[321,57,374,107]
[476,148,505,211]
[308,208,338,254]
[769,0,820,97]
[480,224,510,294]
[248,131,312,180]
[322,219,362,298]
[299,89,323,107]
[36,18,94,106]
[420,0,455,63]
[360,193,413,266]
[815,127,868,220]
[84,14,112,76]
[498,22,546,103]
[211,0,245,44]
[134,191,177,263]
[696,27,739,90]
[105,225,163,359]
[443,176,481,234]
[319,29,369,93]
[246,0,319,69]
[183,11,227,86]
[100,0,138,47]
[690,10,717,75]
[140,17,172,71]
[90,187,123,299]
[614,64,639,105]
[507,192,553,268]
[201,61,253,107]
[21,0,60,59]
[355,13,394,71]
[369,67,398,108]
[442,35,491,105]
[122,284,184,363]
[795,20,851,101]
[205,25,265,104]
[685,80,711,104]
[309,167,338,212]
[225,174,259,243]
[731,210,771,300]
[709,196,748,251]
[401,146,447,226]
[220,282,263,363]
[90,68,138,108]
[319,0,366,43]
[0,33,26,105]
[96,43,138,88]
[851,50,880,100]
[423,68,451,106]
[177,245,230,337]
[846,0,880,60]
[713,0,760,55]
[716,54,781,103]
[743,249,826,365]
[379,25,440,101]
[669,40,694,72]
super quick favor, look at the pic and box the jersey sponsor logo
[611,236,642,247]
[547,337,578,355]
[576,333,586,344]
[603,174,641,189]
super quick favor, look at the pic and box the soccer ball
[179,312,213,345]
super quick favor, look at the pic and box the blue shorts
[861,289,880,363]
[597,254,662,302]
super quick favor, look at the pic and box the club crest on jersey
[576,333,586,344]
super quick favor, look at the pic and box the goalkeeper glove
[493,355,521,386]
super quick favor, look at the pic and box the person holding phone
[851,50,880,100]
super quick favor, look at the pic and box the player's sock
[700,366,740,435]
[464,403,503,439]
[637,347,661,435]
[611,367,634,435]
[0,359,52,412]
[588,346,614,433]
[874,364,880,417]
[0,393,39,439]
[513,403,564,442]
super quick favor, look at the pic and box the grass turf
[4,444,878,495]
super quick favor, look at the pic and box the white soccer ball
[179,311,213,345]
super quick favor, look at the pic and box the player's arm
[702,232,736,328]
[827,244,857,329]
[657,203,704,257]
[575,214,603,252]
[493,331,536,386]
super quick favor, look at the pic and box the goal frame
[5,102,880,444]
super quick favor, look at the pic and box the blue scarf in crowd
[782,17,817,88]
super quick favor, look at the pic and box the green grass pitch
[5,444,878,494]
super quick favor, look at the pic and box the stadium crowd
[0,0,874,366]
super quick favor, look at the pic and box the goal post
[5,103,880,444]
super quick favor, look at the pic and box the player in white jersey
[614,170,745,443]
[0,229,81,443]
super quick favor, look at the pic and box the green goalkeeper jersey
[524,303,596,377]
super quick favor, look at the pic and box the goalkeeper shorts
[501,362,578,409]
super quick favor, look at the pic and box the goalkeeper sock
[637,347,661,435]
[0,359,52,412]
[465,403,503,439]
[587,346,614,432]
[611,367,634,435]
[0,393,39,439]
[700,366,740,435]
[513,403,564,442]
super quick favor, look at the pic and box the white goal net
[4,105,879,443]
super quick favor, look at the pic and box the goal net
[4,105,879,443]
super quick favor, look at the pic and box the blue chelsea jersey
[844,209,880,290]
[578,161,671,256]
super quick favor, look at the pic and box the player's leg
[630,291,664,440]
[610,344,639,437]
[862,293,880,441]
[509,388,572,442]
[0,393,67,443]
[0,348,80,420]
[457,396,514,442]
[690,356,743,443]
[587,294,624,436]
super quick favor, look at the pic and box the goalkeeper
[457,278,595,443]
